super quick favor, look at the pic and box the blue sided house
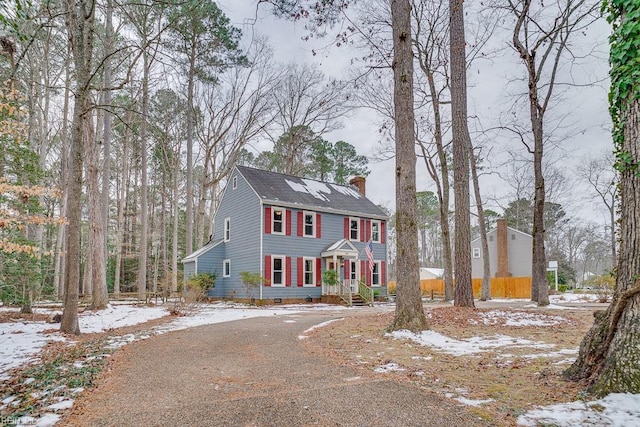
[182,165,389,305]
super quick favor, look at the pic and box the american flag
[365,240,374,272]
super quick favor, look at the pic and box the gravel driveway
[62,309,488,426]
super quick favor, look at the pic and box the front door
[348,260,358,292]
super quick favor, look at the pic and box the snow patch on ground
[517,393,640,426]
[476,310,568,326]
[374,362,406,373]
[298,318,344,339]
[389,330,554,356]
[455,396,495,407]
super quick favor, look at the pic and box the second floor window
[350,218,359,241]
[273,209,284,234]
[472,247,481,258]
[371,221,380,243]
[304,213,314,237]
[224,218,231,241]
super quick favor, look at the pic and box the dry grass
[301,305,598,426]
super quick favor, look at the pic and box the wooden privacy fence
[387,277,532,299]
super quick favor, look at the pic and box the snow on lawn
[517,393,640,427]
[386,308,640,426]
[79,304,168,333]
[550,293,603,303]
[0,320,66,380]
[0,304,169,380]
[390,329,555,356]
[474,310,568,326]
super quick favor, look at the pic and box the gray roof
[236,165,388,219]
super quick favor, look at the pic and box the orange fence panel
[388,276,531,299]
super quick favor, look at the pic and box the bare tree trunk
[450,0,474,307]
[565,47,640,394]
[470,145,491,301]
[185,50,195,257]
[54,49,72,299]
[421,58,454,301]
[137,52,150,302]
[205,184,217,242]
[531,115,549,305]
[171,165,179,292]
[100,0,114,301]
[161,173,168,290]
[195,178,207,248]
[86,113,107,308]
[388,0,428,332]
[609,201,616,268]
[61,0,95,335]
[113,124,130,299]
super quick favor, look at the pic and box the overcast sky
[218,1,613,227]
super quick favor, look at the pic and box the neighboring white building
[420,268,444,280]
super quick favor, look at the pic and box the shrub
[239,271,267,304]
[186,272,216,302]
[322,269,340,286]
[588,274,615,303]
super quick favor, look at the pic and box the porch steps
[350,294,368,307]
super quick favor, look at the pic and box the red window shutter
[381,221,386,244]
[286,210,292,236]
[316,213,322,238]
[297,257,304,287]
[344,217,349,239]
[297,211,303,237]
[286,256,292,286]
[265,207,271,234]
[264,255,272,286]
[360,219,365,242]
[344,260,350,280]
[316,258,322,286]
[381,261,387,287]
[365,220,371,241]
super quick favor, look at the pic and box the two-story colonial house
[182,165,389,304]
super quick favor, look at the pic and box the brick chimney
[495,218,512,277]
[349,176,366,196]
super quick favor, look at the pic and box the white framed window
[303,212,315,237]
[303,258,315,286]
[349,217,360,241]
[272,208,285,234]
[232,176,238,189]
[371,220,380,243]
[224,217,231,242]
[472,247,481,258]
[272,256,285,287]
[372,261,381,286]
[223,259,231,277]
